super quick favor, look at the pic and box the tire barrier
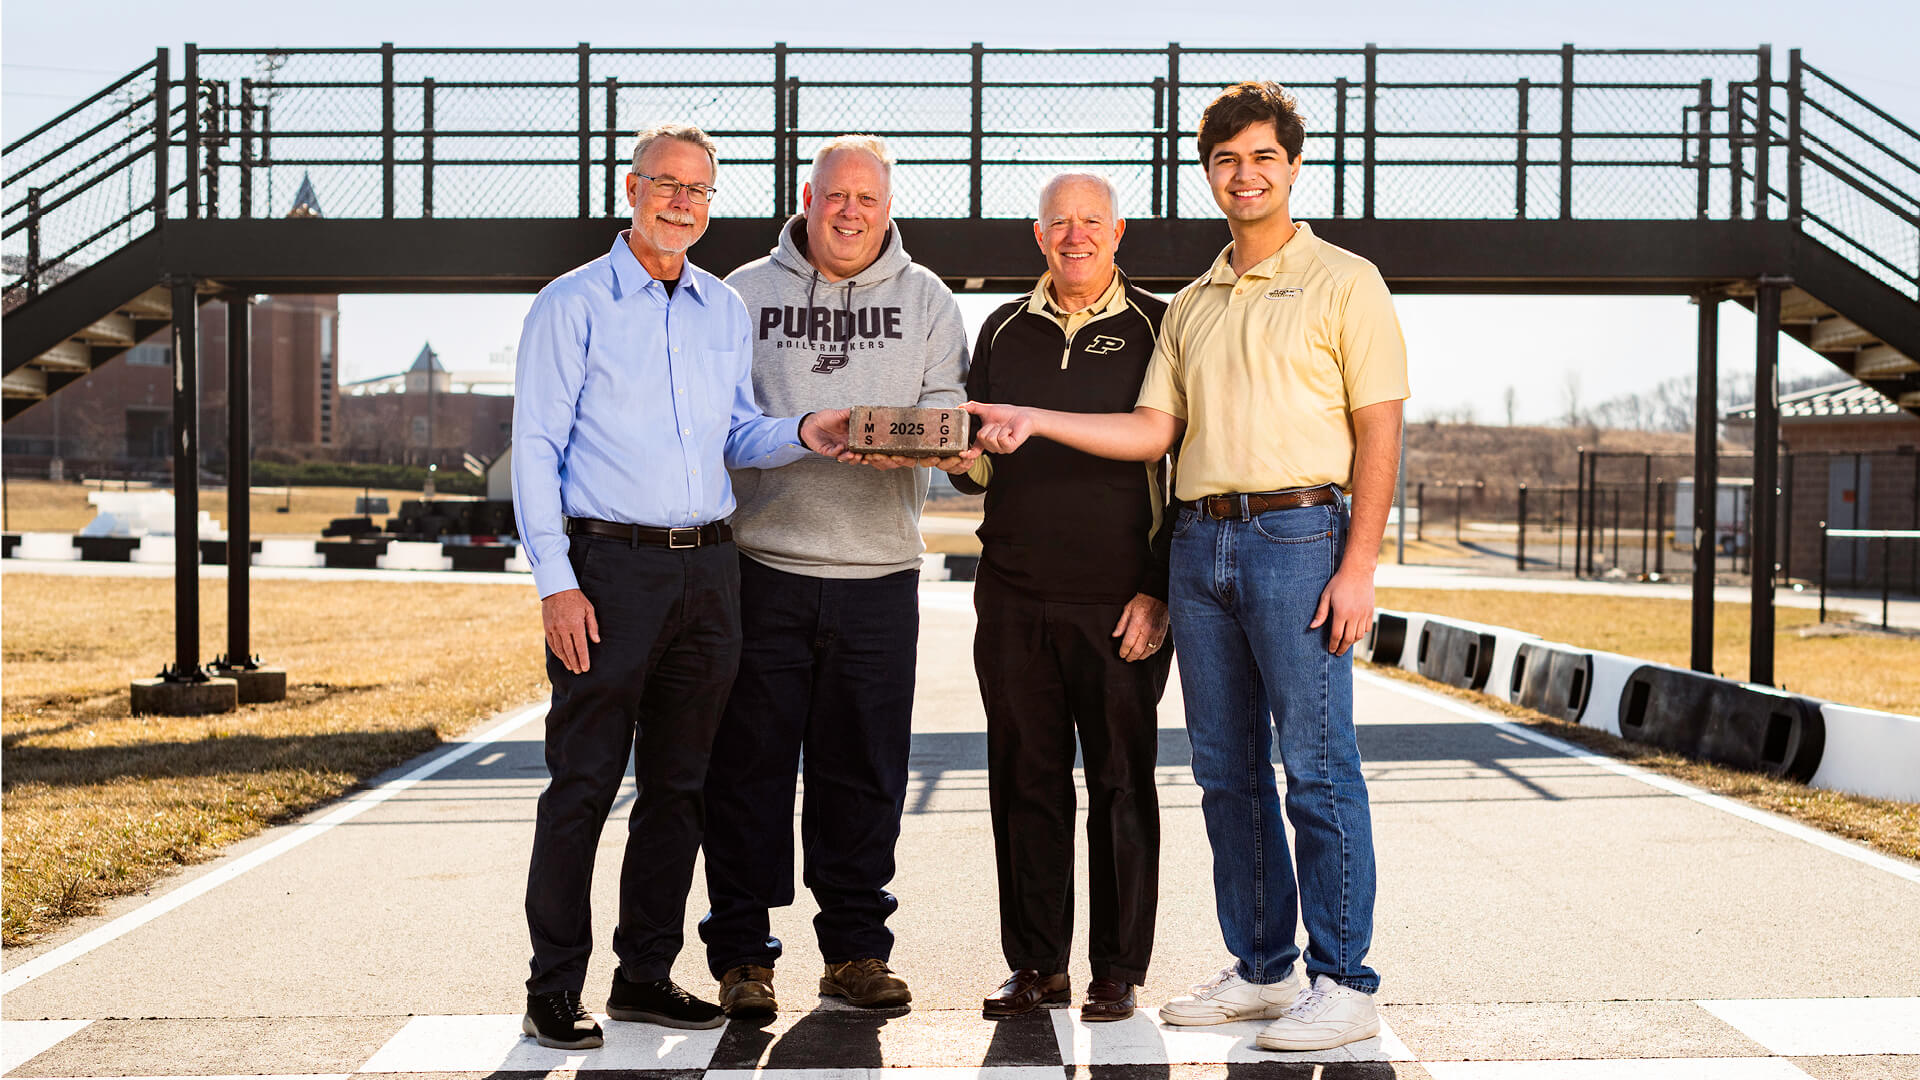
[16,532,80,560]
[318,539,389,569]
[377,540,454,572]
[1616,664,1827,783]
[1358,609,1917,802]
[1509,641,1594,724]
[1415,619,1498,691]
[1359,611,1409,666]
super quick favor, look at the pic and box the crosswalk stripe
[1696,997,1920,1056]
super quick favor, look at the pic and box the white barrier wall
[1808,705,1920,802]
[377,541,454,572]
[16,533,79,560]
[130,536,176,564]
[1369,610,1920,804]
[256,539,326,568]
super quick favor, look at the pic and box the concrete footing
[130,677,238,716]
[211,666,288,704]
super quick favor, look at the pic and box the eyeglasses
[636,173,716,205]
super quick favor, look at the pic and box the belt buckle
[667,526,700,549]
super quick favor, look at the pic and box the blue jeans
[1169,498,1379,994]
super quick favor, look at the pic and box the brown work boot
[820,958,912,1008]
[719,964,777,1020]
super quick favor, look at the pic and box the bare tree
[1503,385,1518,426]
[1560,372,1584,427]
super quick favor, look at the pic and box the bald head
[1038,172,1118,223]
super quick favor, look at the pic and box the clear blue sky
[7,0,1913,422]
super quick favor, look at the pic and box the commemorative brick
[849,405,970,456]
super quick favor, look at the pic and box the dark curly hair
[1197,81,1306,165]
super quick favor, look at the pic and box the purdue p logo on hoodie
[724,217,970,579]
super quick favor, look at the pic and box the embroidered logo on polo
[1084,335,1127,354]
[1265,286,1304,299]
[811,354,849,374]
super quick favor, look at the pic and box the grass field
[3,573,1913,948]
[1374,588,1920,715]
[1,572,546,945]
[0,479,459,538]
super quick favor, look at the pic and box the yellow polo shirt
[1135,221,1409,501]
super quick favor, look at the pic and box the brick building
[1,294,341,473]
[1726,382,1920,590]
[336,344,514,469]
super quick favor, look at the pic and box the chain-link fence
[6,44,1917,302]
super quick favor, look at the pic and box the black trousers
[700,555,920,976]
[973,565,1170,984]
[525,535,742,994]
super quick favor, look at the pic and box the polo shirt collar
[1026,268,1128,321]
[1207,220,1321,284]
[610,231,707,305]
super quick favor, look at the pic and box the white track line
[1358,670,1920,886]
[0,701,548,996]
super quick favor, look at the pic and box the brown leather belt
[565,516,732,549]
[1183,485,1341,521]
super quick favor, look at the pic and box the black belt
[1182,485,1341,521]
[565,516,732,549]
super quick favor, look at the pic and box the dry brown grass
[1375,588,1920,715]
[0,479,452,538]
[1362,662,1920,864]
[1,572,546,945]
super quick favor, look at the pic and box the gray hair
[1037,172,1120,222]
[632,123,719,173]
[811,134,895,178]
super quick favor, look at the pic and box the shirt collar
[1206,220,1320,285]
[1027,267,1128,322]
[610,231,707,305]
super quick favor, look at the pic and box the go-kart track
[3,580,1917,1080]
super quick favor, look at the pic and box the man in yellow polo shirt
[967,80,1407,1053]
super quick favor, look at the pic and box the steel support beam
[169,278,203,681]
[1691,291,1720,673]
[223,293,253,670]
[1750,278,1784,686]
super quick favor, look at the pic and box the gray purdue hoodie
[725,217,969,578]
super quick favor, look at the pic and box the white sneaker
[1255,974,1380,1051]
[1157,964,1304,1027]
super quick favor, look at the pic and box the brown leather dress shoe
[983,969,1069,1019]
[719,964,777,1019]
[1081,977,1136,1022]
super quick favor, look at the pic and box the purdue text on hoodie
[725,218,969,578]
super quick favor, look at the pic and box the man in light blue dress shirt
[510,123,849,1050]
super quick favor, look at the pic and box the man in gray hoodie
[699,135,969,1018]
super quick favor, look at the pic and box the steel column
[968,42,984,219]
[1787,49,1803,223]
[381,43,395,220]
[1558,43,1574,219]
[1753,45,1772,221]
[223,293,253,670]
[1165,43,1181,219]
[184,44,200,220]
[168,278,203,681]
[773,42,788,217]
[1333,77,1349,218]
[1574,449,1586,577]
[1691,291,1720,673]
[154,48,170,232]
[1517,483,1528,570]
[1363,43,1378,219]
[577,43,591,220]
[1750,278,1783,685]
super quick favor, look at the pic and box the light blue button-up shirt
[512,233,810,598]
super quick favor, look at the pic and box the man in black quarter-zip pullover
[947,172,1171,1024]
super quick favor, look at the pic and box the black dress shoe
[983,969,1070,1019]
[1081,977,1136,1022]
[606,970,725,1029]
[523,989,604,1049]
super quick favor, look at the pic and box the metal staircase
[4,43,1918,421]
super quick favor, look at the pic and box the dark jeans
[524,535,742,994]
[700,556,920,976]
[974,567,1169,985]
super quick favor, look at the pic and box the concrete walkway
[4,582,1916,1079]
